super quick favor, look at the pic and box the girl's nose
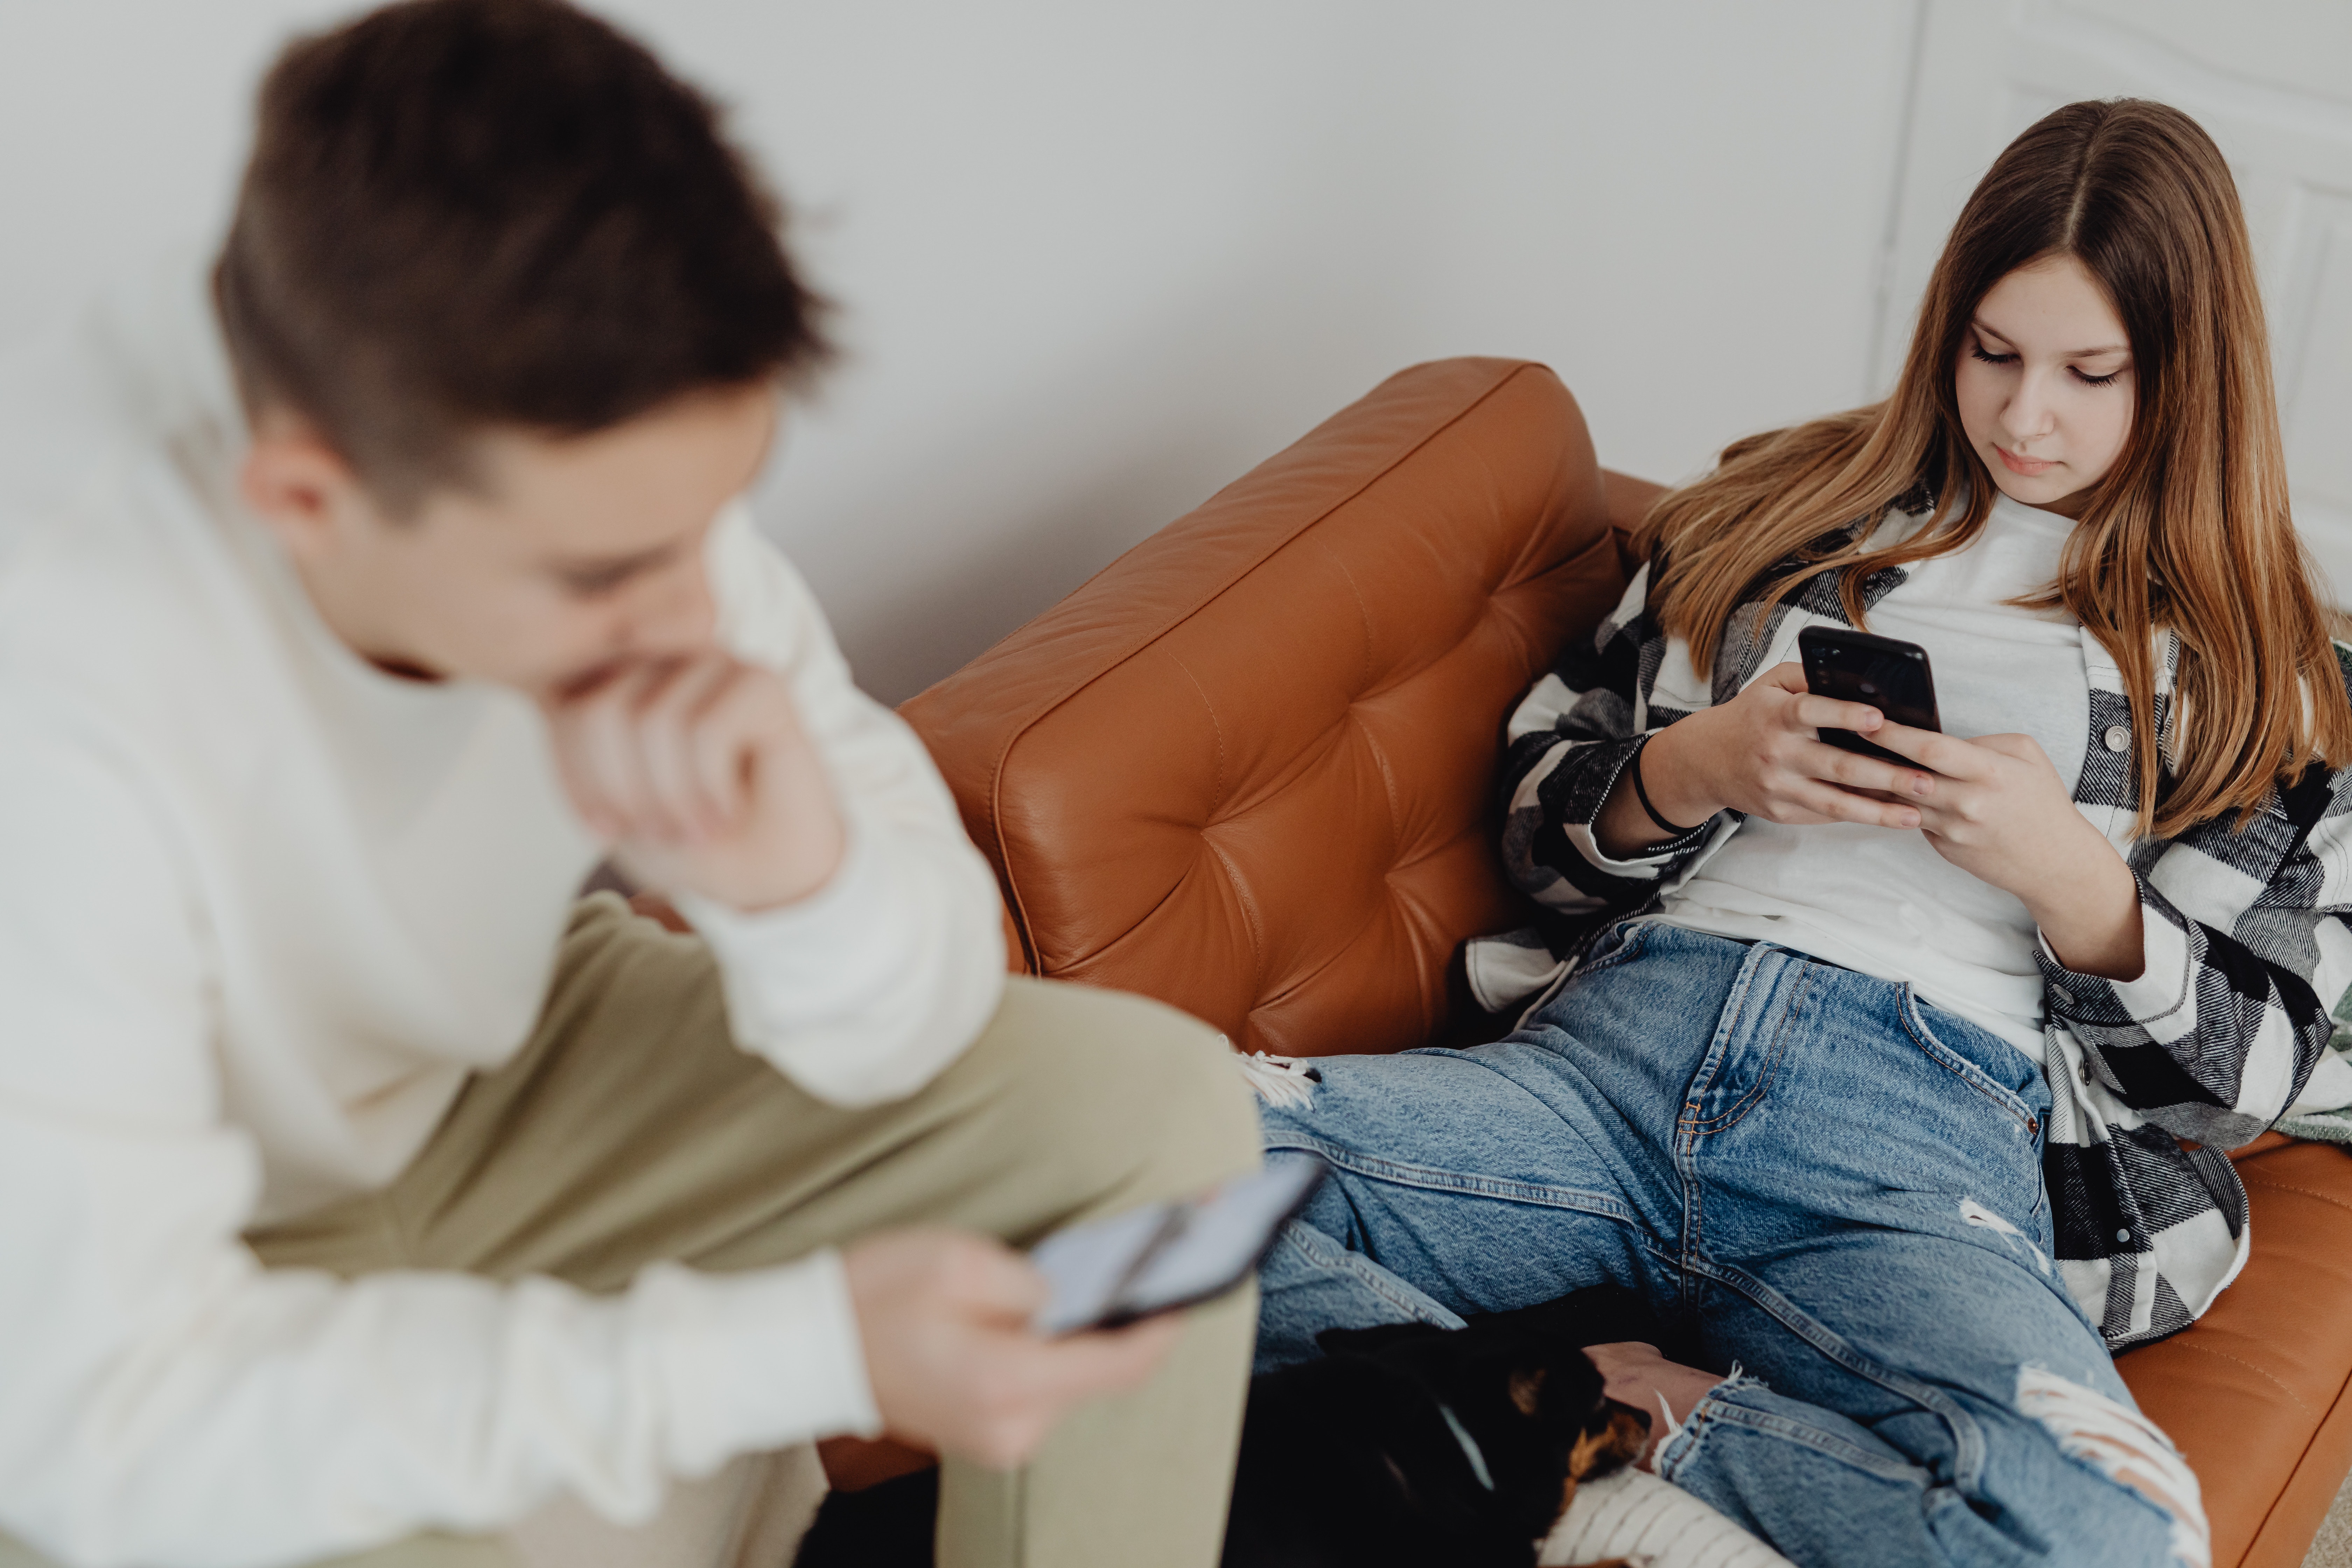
[2005,377,2059,445]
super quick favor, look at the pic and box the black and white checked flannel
[1470,508,2352,1350]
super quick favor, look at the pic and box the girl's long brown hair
[1635,99,2349,835]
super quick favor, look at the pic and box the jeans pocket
[1897,987,2044,1140]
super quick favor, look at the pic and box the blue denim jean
[1255,922,2189,1567]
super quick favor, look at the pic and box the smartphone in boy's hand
[1029,1156,1328,1336]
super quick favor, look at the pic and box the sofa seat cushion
[2118,1138,2352,1566]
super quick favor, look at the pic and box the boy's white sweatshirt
[0,268,1007,1567]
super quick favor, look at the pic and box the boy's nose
[624,567,720,660]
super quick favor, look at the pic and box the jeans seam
[1672,943,1761,1287]
[1674,943,1801,1279]
[1680,959,1810,1135]
[1898,987,2039,1135]
[1270,1225,1462,1326]
[1262,1132,1652,1230]
[1682,1252,1990,1491]
[1661,1385,1924,1488]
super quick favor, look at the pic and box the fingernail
[1902,811,1920,827]
[1912,777,1932,796]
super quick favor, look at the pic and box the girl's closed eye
[1968,334,2125,386]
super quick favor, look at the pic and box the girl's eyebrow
[1970,316,2129,359]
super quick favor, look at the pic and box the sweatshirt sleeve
[672,504,1006,1107]
[0,712,880,1568]
[1496,562,1720,917]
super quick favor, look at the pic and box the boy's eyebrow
[552,538,687,585]
[1970,316,2130,358]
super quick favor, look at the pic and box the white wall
[0,1,1921,701]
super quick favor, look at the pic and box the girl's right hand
[1598,661,1933,855]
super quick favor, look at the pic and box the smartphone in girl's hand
[1799,625,1942,765]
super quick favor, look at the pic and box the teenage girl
[1249,99,2352,1567]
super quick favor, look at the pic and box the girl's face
[1953,253,2137,520]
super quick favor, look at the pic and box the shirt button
[2116,1228,2132,1244]
[2104,724,2131,752]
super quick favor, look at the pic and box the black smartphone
[1797,625,1941,766]
[1028,1155,1328,1336]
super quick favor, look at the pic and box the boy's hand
[541,653,846,912]
[842,1229,1182,1470]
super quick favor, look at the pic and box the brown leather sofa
[899,357,2352,1567]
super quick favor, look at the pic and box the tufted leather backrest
[901,358,1626,1056]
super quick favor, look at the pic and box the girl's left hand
[1865,724,2081,898]
[1864,721,2146,980]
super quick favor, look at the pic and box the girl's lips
[1995,445,2057,477]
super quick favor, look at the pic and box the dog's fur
[1219,1288,1657,1568]
[793,1286,1668,1568]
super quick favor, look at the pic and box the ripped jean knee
[2016,1365,2209,1568]
[1660,1367,2197,1568]
[1237,1050,1321,1114]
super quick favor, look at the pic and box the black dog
[794,1287,1666,1568]
[1220,1288,1658,1568]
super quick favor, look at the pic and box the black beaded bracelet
[1630,736,1703,837]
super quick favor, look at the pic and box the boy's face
[240,385,778,700]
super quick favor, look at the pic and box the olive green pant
[3,895,1261,1568]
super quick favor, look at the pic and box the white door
[1873,0,2352,600]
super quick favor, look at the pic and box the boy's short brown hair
[214,0,828,512]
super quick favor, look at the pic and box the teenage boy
[0,2,1260,1565]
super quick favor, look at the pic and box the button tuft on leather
[2103,724,2131,752]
